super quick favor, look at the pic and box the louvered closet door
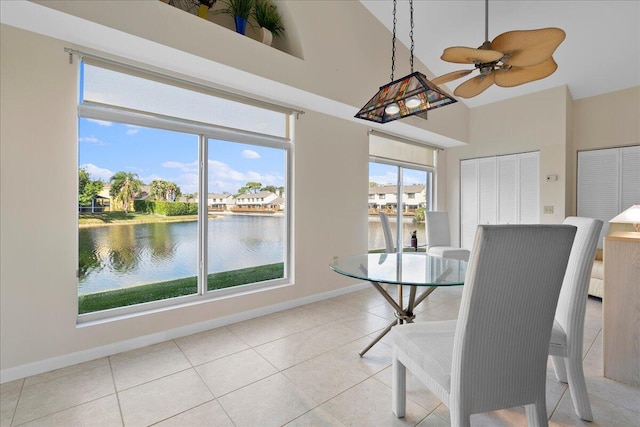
[519,151,540,224]
[621,145,640,209]
[460,159,478,250]
[498,154,518,224]
[478,157,497,226]
[578,148,620,248]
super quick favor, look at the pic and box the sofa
[588,249,604,298]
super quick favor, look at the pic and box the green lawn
[78,263,284,314]
[79,211,198,226]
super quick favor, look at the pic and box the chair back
[379,211,395,253]
[555,217,602,350]
[425,211,451,247]
[451,224,576,414]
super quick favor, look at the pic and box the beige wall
[445,85,640,245]
[3,0,637,378]
[34,0,469,144]
[568,87,640,215]
[445,86,571,245]
[1,0,466,376]
[0,24,369,371]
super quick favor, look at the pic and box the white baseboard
[0,282,369,384]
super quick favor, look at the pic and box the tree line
[79,169,284,214]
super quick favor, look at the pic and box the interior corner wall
[0,24,368,373]
[571,86,640,214]
[565,86,575,216]
[445,86,570,246]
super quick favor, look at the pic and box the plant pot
[234,16,248,35]
[260,27,273,46]
[197,4,210,18]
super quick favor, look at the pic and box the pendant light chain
[409,0,414,73]
[354,0,457,123]
[390,0,397,81]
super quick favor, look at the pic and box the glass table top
[330,253,467,287]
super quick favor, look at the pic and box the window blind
[368,131,436,168]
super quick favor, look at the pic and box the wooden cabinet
[603,232,640,387]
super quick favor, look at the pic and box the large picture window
[77,58,292,320]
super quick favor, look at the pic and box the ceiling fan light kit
[355,0,456,124]
[433,0,566,98]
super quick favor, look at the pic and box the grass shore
[78,262,284,314]
[79,212,199,228]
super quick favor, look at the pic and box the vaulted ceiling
[362,1,640,108]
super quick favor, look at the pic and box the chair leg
[565,355,594,421]
[392,354,406,418]
[551,355,568,382]
[449,408,472,427]
[525,401,549,427]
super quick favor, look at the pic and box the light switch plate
[544,206,554,214]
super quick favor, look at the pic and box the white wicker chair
[425,211,470,261]
[549,217,602,421]
[392,224,577,427]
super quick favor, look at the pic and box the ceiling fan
[432,0,566,98]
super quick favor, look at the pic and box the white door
[460,159,478,250]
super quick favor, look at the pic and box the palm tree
[150,179,182,201]
[150,179,169,201]
[110,171,142,213]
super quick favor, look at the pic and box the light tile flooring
[1,286,639,426]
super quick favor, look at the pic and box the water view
[78,215,424,295]
[79,215,285,294]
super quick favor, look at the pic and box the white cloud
[162,160,198,173]
[208,160,245,181]
[125,125,141,135]
[86,118,112,127]
[205,159,284,193]
[78,136,105,145]
[80,163,113,181]
[369,172,398,186]
[241,149,261,159]
[176,173,199,194]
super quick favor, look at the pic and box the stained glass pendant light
[355,0,457,124]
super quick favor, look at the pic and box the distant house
[91,184,152,212]
[234,191,280,211]
[368,184,426,212]
[207,192,234,211]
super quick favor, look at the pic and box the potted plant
[197,0,217,18]
[215,0,254,35]
[252,0,284,45]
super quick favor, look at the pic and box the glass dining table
[330,252,467,356]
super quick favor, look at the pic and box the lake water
[78,215,424,294]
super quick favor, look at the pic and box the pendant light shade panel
[355,72,457,123]
[355,0,457,124]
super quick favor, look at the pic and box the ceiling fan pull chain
[409,0,414,73]
[390,0,397,81]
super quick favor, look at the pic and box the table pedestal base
[359,281,437,357]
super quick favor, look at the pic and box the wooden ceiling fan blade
[494,58,558,87]
[431,70,473,85]
[491,28,566,67]
[441,46,504,64]
[454,73,495,98]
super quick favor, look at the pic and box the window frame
[368,157,435,253]
[77,69,294,324]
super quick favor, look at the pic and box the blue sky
[79,118,285,195]
[79,117,426,195]
[368,162,428,187]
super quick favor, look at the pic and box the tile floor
[1,286,639,426]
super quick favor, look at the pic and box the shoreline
[78,211,284,228]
